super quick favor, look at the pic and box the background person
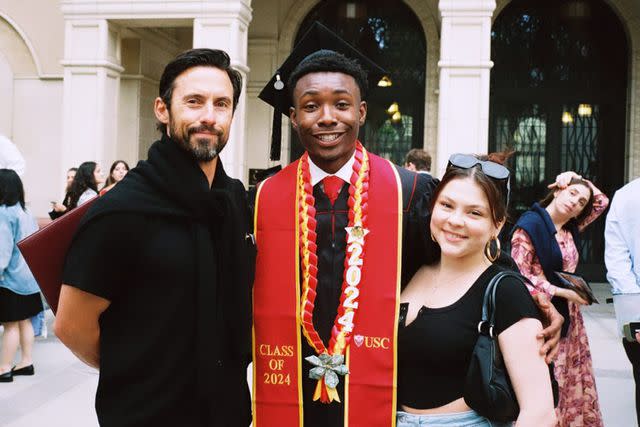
[49,167,77,220]
[511,172,608,426]
[0,134,25,177]
[604,177,640,426]
[398,153,555,427]
[100,160,130,195]
[403,148,432,174]
[0,169,41,382]
[67,161,104,209]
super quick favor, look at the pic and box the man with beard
[55,49,253,427]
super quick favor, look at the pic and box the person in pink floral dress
[511,171,609,427]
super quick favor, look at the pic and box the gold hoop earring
[485,236,501,262]
[430,232,436,243]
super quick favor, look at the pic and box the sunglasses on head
[447,153,511,205]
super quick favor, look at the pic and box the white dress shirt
[605,178,640,295]
[308,152,355,187]
[605,178,640,336]
[78,188,98,206]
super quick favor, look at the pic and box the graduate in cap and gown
[251,22,563,427]
[252,23,439,427]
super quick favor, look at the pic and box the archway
[290,0,427,165]
[490,0,629,279]
[0,14,40,137]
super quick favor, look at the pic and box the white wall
[12,78,64,217]
[118,77,141,165]
[139,79,160,157]
[117,75,161,163]
[246,37,279,172]
[0,0,64,75]
[1,10,61,218]
[0,51,12,136]
[118,31,183,164]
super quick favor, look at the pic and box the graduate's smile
[290,71,367,174]
[313,132,346,147]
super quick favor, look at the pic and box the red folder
[17,197,98,314]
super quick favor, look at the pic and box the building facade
[1,0,638,275]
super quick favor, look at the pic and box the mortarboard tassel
[269,72,285,161]
[270,105,282,161]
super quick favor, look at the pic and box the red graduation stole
[252,149,403,427]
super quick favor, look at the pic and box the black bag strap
[478,271,526,338]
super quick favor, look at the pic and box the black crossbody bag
[464,271,520,422]
[464,271,559,422]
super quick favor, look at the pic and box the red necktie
[322,175,344,206]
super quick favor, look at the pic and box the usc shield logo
[353,334,390,350]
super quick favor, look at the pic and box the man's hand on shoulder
[54,285,111,369]
[531,292,563,363]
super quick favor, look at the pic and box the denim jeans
[396,410,512,427]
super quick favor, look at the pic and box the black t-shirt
[397,264,540,409]
[63,212,204,427]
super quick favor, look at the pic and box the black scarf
[77,134,252,423]
[512,203,579,337]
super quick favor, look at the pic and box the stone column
[61,19,123,174]
[246,38,280,172]
[193,2,252,183]
[436,0,496,176]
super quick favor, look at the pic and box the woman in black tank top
[397,153,556,427]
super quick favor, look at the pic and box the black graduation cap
[259,21,387,161]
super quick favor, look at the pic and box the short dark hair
[431,152,513,227]
[540,177,595,226]
[405,148,432,172]
[68,161,98,209]
[0,169,26,209]
[157,48,243,133]
[287,50,369,106]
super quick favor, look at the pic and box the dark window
[291,0,426,165]
[490,0,628,279]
